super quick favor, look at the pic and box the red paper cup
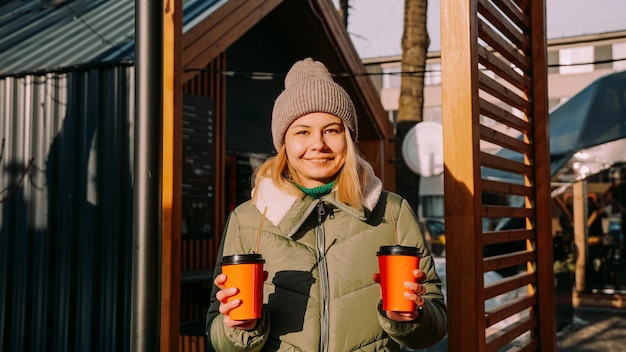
[377,245,421,312]
[221,254,265,320]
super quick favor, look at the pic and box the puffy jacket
[206,164,447,351]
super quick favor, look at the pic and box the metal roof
[0,0,223,77]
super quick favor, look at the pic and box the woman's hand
[373,268,427,322]
[214,272,268,330]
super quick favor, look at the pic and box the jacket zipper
[316,200,330,352]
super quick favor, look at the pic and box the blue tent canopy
[482,70,626,184]
[550,70,626,182]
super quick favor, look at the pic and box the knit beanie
[271,58,357,151]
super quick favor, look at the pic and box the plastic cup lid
[376,245,421,256]
[221,253,265,265]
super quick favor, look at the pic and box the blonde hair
[251,125,366,209]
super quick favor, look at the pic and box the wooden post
[530,1,557,350]
[573,180,587,293]
[162,0,182,350]
[441,0,485,351]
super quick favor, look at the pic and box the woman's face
[284,112,347,188]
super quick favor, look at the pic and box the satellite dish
[401,121,444,177]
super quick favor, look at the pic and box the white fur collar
[253,177,299,226]
[252,158,383,226]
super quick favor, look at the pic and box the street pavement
[557,306,626,351]
[404,306,626,351]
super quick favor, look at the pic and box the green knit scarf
[294,181,335,198]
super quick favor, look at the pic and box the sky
[335,0,626,59]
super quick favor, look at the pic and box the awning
[482,70,626,185]
[550,70,626,182]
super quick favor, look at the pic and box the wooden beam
[442,0,486,350]
[162,0,183,351]
[530,2,557,350]
[573,180,587,293]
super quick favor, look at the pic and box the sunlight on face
[284,112,347,188]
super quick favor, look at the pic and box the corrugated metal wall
[0,64,135,351]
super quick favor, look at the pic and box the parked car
[422,218,446,257]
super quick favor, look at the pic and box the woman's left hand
[374,268,427,322]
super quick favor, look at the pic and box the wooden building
[174,1,395,350]
[0,0,393,351]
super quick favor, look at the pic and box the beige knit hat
[271,58,357,151]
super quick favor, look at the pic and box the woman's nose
[310,132,327,149]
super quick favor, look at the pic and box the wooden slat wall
[177,53,227,351]
[359,139,396,192]
[182,53,227,277]
[180,335,207,352]
[442,0,556,351]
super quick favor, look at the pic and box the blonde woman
[206,58,447,352]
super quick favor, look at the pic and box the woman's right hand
[214,273,264,330]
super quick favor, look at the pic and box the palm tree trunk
[396,0,430,212]
[338,0,349,28]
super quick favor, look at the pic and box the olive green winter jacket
[206,164,447,351]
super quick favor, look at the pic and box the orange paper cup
[377,245,421,312]
[221,254,265,320]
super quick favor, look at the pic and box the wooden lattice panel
[442,0,556,351]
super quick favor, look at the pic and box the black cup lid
[221,253,265,265]
[376,245,421,256]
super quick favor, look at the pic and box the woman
[206,58,447,351]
